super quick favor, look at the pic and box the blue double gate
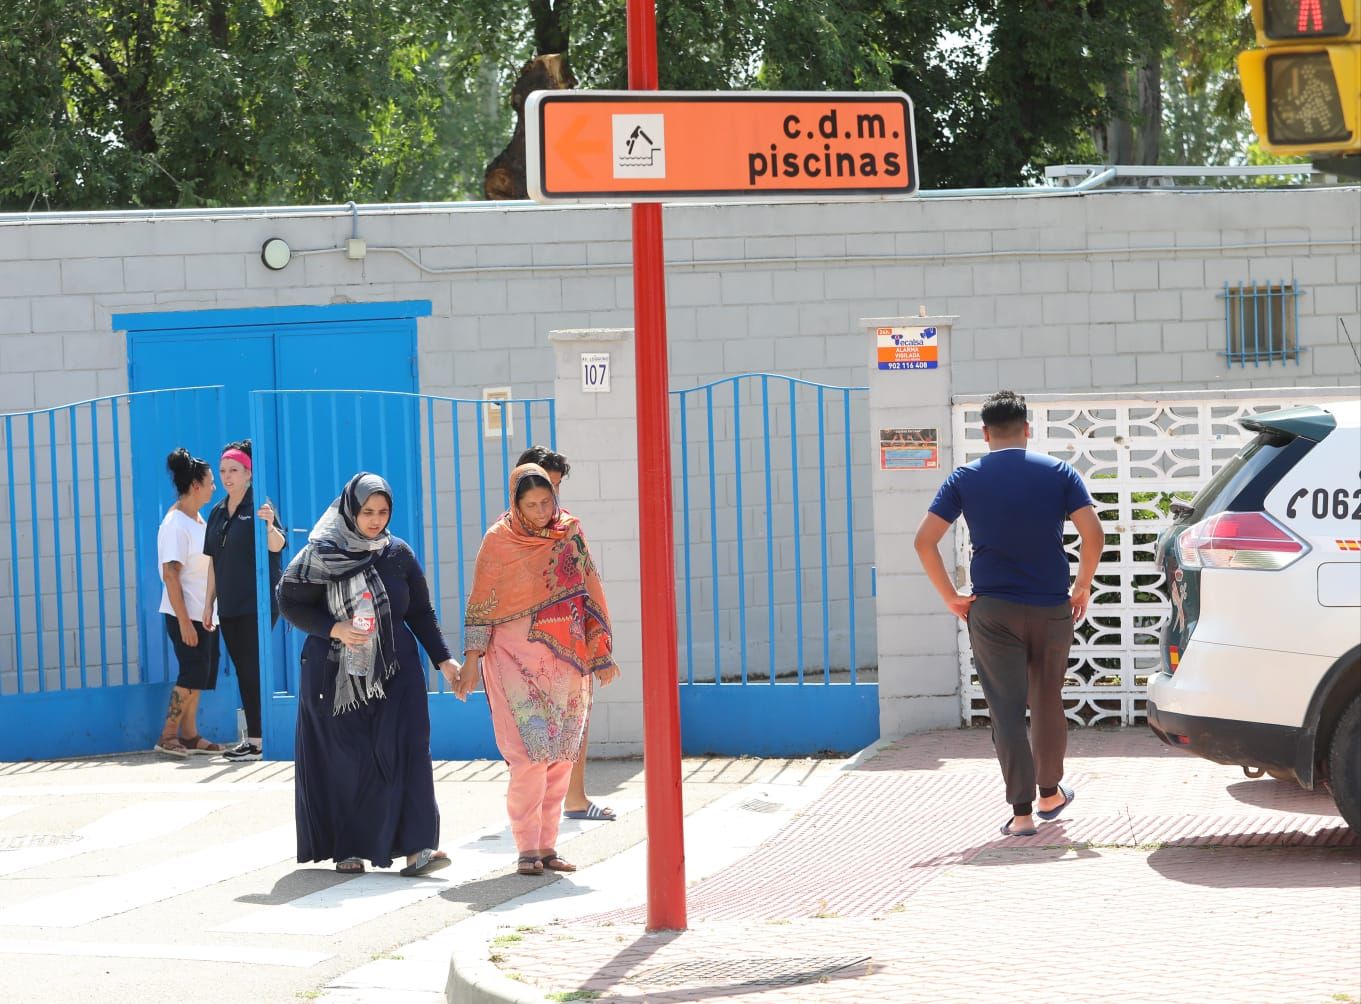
[671,374,878,756]
[249,389,556,761]
[0,387,226,760]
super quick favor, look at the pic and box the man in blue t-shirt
[914,390,1103,838]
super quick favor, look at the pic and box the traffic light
[1239,0,1361,157]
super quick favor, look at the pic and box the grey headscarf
[281,473,397,715]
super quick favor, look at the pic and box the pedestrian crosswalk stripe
[0,804,30,822]
[0,825,293,928]
[215,805,636,937]
[0,782,292,796]
[0,800,229,878]
[0,938,330,968]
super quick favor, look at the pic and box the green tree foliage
[0,0,513,209]
[1,0,1250,210]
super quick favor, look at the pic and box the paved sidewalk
[462,728,1361,1004]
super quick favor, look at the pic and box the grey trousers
[967,595,1074,814]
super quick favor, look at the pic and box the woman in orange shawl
[459,464,620,875]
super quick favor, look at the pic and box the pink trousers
[484,636,579,848]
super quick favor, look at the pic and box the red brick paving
[496,728,1361,1003]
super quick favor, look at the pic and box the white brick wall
[2,186,1359,735]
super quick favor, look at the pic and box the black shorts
[165,614,220,691]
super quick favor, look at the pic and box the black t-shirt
[203,487,284,619]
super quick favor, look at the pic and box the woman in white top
[154,448,226,757]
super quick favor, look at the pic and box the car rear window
[1188,431,1293,520]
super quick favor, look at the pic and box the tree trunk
[1133,52,1162,166]
[483,53,575,201]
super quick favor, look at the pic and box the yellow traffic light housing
[1239,0,1361,157]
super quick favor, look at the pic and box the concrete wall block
[61,333,125,371]
[1019,261,1068,294]
[825,267,877,301]
[846,233,897,257]
[0,371,37,410]
[29,223,136,260]
[1203,258,1251,288]
[1157,259,1204,289]
[1134,290,1181,322]
[922,265,973,297]
[880,693,961,736]
[0,260,63,297]
[773,268,825,303]
[1338,252,1360,287]
[1044,354,1093,391]
[1088,292,1135,324]
[121,255,187,293]
[693,237,745,261]
[974,330,1021,361]
[972,262,1021,296]
[1287,255,1336,286]
[505,277,563,313]
[562,276,620,312]
[1001,357,1046,394]
[695,305,750,341]
[1311,344,1361,377]
[32,296,94,334]
[450,279,508,317]
[1180,289,1222,322]
[34,369,100,409]
[747,304,802,338]
[1180,351,1230,382]
[1115,321,1162,355]
[667,272,721,307]
[1162,321,1211,352]
[720,271,774,306]
[1021,325,1069,358]
[1136,352,1183,385]
[184,254,247,290]
[873,265,925,300]
[0,296,31,336]
[1091,353,1137,388]
[1041,293,1090,325]
[1312,283,1359,317]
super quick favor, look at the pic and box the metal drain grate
[627,955,869,989]
[737,798,784,814]
[0,833,83,850]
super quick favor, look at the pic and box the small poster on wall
[876,324,938,370]
[482,386,513,439]
[880,428,939,470]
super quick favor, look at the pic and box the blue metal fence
[670,373,877,756]
[0,387,225,760]
[248,388,556,760]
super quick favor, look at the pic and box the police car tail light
[1177,511,1308,571]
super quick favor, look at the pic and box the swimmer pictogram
[612,115,667,178]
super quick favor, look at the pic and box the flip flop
[999,817,1038,837]
[336,857,365,874]
[563,801,616,821]
[1036,784,1075,822]
[399,848,449,877]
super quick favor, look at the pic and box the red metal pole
[626,0,687,932]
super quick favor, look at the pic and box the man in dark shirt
[914,390,1103,837]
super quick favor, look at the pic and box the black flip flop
[1036,784,1075,821]
[999,817,1038,837]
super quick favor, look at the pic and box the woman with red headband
[203,440,286,761]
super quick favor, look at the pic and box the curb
[442,738,885,1003]
[446,914,548,1004]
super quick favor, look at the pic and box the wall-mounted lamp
[261,238,292,270]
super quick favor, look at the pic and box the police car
[1147,400,1361,832]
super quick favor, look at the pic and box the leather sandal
[539,850,576,872]
[180,735,227,755]
[516,854,544,876]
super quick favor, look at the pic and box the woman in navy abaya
[277,472,465,875]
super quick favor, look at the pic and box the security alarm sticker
[877,324,938,370]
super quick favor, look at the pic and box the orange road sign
[526,91,919,202]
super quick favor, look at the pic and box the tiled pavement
[488,728,1361,1003]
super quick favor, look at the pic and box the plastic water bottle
[352,591,376,634]
[346,591,377,676]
